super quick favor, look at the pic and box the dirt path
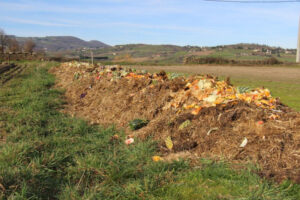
[134,65,300,83]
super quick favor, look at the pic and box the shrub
[184,56,282,65]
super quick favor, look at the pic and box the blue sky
[0,0,299,48]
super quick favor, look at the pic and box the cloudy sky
[0,0,299,48]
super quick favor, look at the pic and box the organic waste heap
[51,62,300,183]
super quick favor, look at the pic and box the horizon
[0,0,300,48]
[9,35,298,49]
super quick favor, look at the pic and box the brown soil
[50,64,300,183]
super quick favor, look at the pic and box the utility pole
[90,51,94,65]
[297,16,300,63]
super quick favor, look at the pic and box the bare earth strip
[134,65,300,83]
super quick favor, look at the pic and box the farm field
[199,48,296,63]
[133,64,300,111]
[87,44,297,65]
[1,61,300,199]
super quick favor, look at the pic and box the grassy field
[1,62,300,199]
[204,48,296,63]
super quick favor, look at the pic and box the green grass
[0,62,300,199]
[0,62,189,199]
[158,160,300,200]
[201,48,296,63]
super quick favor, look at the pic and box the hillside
[14,36,110,52]
[83,43,297,65]
[85,44,201,64]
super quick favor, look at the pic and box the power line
[204,0,300,3]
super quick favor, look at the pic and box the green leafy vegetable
[237,86,251,94]
[129,119,149,130]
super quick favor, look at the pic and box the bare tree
[35,48,46,60]
[8,37,20,53]
[23,39,36,53]
[0,28,8,54]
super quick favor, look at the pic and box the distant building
[285,50,292,54]
[241,53,249,56]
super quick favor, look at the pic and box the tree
[35,48,46,61]
[8,37,20,53]
[0,28,8,54]
[23,39,36,53]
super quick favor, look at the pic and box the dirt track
[0,64,26,84]
[134,65,300,83]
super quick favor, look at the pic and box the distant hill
[14,36,109,52]
[90,43,296,65]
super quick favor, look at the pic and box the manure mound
[51,62,300,183]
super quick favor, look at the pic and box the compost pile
[51,62,300,183]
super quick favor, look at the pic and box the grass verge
[0,62,299,199]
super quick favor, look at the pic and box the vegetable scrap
[62,62,279,114]
[165,136,173,150]
[237,86,251,94]
[112,134,119,140]
[178,120,191,130]
[152,156,163,162]
[125,138,134,145]
[129,119,149,131]
[80,92,87,99]
[165,75,279,115]
[110,134,120,143]
[257,121,264,125]
[269,114,280,120]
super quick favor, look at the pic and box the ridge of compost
[51,62,300,183]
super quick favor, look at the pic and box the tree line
[0,28,36,54]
